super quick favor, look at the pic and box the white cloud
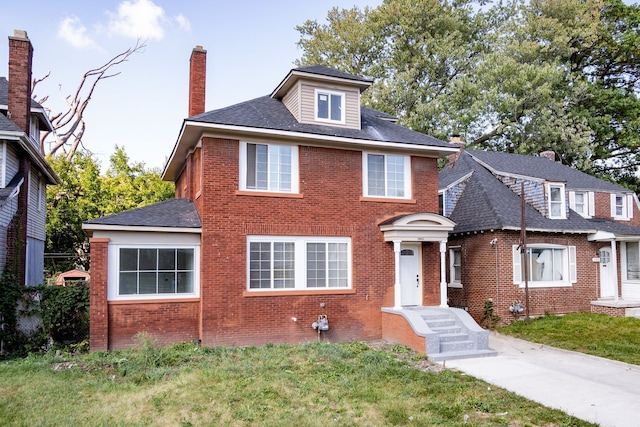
[57,16,97,49]
[175,14,191,32]
[106,0,166,40]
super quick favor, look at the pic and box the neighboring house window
[449,247,462,288]
[611,193,632,220]
[438,192,444,216]
[363,153,411,198]
[118,248,195,295]
[247,236,351,291]
[624,242,640,281]
[569,191,594,218]
[547,183,566,219]
[512,244,576,288]
[239,142,298,193]
[315,89,345,123]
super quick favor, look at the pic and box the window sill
[235,190,303,199]
[108,297,200,304]
[517,282,572,289]
[360,196,416,204]
[448,283,463,289]
[244,288,355,297]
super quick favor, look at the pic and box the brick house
[439,146,640,324]
[83,47,496,359]
[1,30,58,286]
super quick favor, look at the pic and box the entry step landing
[406,307,497,362]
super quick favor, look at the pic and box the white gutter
[82,224,202,234]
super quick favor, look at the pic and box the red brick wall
[107,301,200,349]
[447,231,602,325]
[193,139,440,347]
[382,312,427,354]
[89,238,109,351]
[590,305,626,317]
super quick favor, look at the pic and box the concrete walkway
[443,332,640,427]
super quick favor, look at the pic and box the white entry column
[393,240,402,309]
[440,240,448,307]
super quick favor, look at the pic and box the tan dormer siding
[299,82,361,129]
[282,81,301,122]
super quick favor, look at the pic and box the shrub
[39,282,89,347]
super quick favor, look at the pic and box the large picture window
[247,236,351,291]
[512,245,576,288]
[363,153,410,199]
[118,248,195,295]
[240,142,298,193]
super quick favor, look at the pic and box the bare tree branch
[34,39,146,158]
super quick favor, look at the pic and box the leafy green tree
[46,147,174,272]
[296,0,640,188]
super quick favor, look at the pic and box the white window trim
[108,243,200,301]
[238,141,299,194]
[314,88,346,124]
[611,193,633,221]
[546,183,566,219]
[1,142,6,188]
[448,246,462,288]
[622,241,640,282]
[362,152,412,199]
[568,190,594,218]
[512,244,576,288]
[246,235,352,291]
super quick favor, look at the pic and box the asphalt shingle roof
[84,198,201,229]
[190,95,452,148]
[0,111,22,132]
[439,150,640,236]
[291,65,373,84]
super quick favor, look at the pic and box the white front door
[400,244,421,306]
[599,247,616,298]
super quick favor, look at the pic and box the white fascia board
[440,172,473,192]
[82,223,202,234]
[469,155,547,184]
[191,121,456,154]
[500,225,596,234]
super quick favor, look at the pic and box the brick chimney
[447,134,464,166]
[188,45,207,117]
[540,150,557,161]
[8,29,33,134]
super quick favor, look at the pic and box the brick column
[89,237,110,351]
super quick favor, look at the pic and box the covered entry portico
[379,213,455,309]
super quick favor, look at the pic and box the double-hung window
[512,244,576,288]
[118,247,196,295]
[624,242,640,281]
[363,153,411,198]
[547,183,566,219]
[315,89,345,124]
[611,193,633,220]
[240,142,298,193]
[449,247,462,288]
[569,191,594,218]
[248,236,351,291]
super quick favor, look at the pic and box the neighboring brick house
[439,146,640,323]
[83,47,496,359]
[1,30,58,286]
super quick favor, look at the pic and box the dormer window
[547,183,566,219]
[315,89,344,124]
[569,191,594,218]
[611,193,632,221]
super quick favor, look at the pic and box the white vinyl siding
[247,236,351,291]
[282,83,301,121]
[26,170,46,241]
[363,153,411,199]
[512,244,576,288]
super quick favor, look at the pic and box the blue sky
[1,1,381,170]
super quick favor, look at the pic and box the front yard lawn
[0,337,593,426]
[498,312,640,365]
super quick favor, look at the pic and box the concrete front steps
[381,306,497,361]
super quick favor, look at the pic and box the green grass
[498,311,640,365]
[0,337,593,426]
